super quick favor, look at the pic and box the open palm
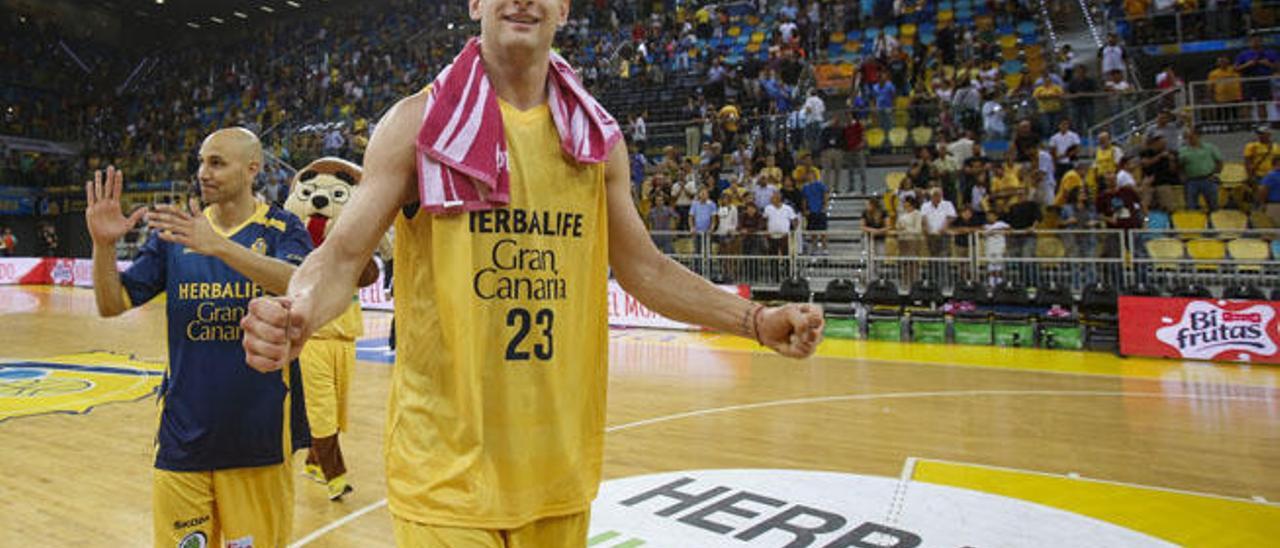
[85,166,146,247]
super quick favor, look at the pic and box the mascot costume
[285,157,381,501]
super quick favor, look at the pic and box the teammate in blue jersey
[86,128,313,547]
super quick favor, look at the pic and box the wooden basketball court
[1,285,1277,546]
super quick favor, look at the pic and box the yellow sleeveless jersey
[387,99,610,528]
[312,299,363,341]
[1095,146,1120,177]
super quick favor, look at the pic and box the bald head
[203,127,263,165]
[197,127,264,204]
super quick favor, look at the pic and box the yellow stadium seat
[1003,74,1021,90]
[746,42,761,53]
[1209,209,1248,238]
[1145,238,1186,271]
[751,31,766,43]
[1220,162,1248,186]
[1171,209,1208,239]
[831,32,846,44]
[911,126,933,146]
[728,25,742,37]
[1228,238,1270,273]
[888,127,909,149]
[939,10,954,23]
[845,41,861,53]
[998,34,1018,50]
[1186,238,1226,271]
[866,127,887,149]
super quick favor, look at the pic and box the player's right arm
[240,91,422,372]
[86,167,147,317]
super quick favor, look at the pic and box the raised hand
[146,197,223,255]
[84,166,146,247]
[758,303,825,358]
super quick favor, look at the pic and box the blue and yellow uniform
[120,202,312,548]
[389,99,610,546]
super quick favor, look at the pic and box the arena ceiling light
[209,16,224,23]
[259,5,275,13]
[233,11,248,19]
[286,1,302,7]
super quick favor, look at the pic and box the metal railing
[1087,86,1186,149]
[655,227,1280,297]
[1117,5,1254,46]
[1186,75,1278,132]
[1128,228,1280,290]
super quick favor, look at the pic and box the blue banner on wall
[0,187,37,215]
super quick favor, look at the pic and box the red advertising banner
[1119,296,1280,364]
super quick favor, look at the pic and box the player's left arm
[147,197,297,295]
[604,141,823,358]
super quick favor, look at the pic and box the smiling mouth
[503,14,541,25]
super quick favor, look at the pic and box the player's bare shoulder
[364,90,429,205]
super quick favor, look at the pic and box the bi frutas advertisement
[1119,296,1280,364]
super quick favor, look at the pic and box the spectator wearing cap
[1178,127,1224,211]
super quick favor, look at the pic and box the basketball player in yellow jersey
[240,0,824,545]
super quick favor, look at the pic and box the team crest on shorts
[250,237,268,256]
[0,352,164,422]
[177,531,207,548]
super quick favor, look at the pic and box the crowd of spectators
[3,0,1280,274]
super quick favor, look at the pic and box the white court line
[884,456,918,526]
[914,457,1280,507]
[288,499,387,547]
[289,388,1278,546]
[1253,496,1269,503]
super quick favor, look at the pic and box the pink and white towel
[416,38,622,213]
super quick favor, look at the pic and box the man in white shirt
[947,130,977,165]
[1116,157,1138,189]
[1099,33,1126,76]
[763,191,798,256]
[1048,119,1081,181]
[920,188,958,256]
[802,89,826,153]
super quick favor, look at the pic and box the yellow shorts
[153,463,293,548]
[300,337,355,438]
[392,511,589,548]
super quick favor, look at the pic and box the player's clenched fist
[241,297,308,372]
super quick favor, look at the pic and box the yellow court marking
[911,458,1280,547]
[0,352,164,421]
[609,330,1280,387]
